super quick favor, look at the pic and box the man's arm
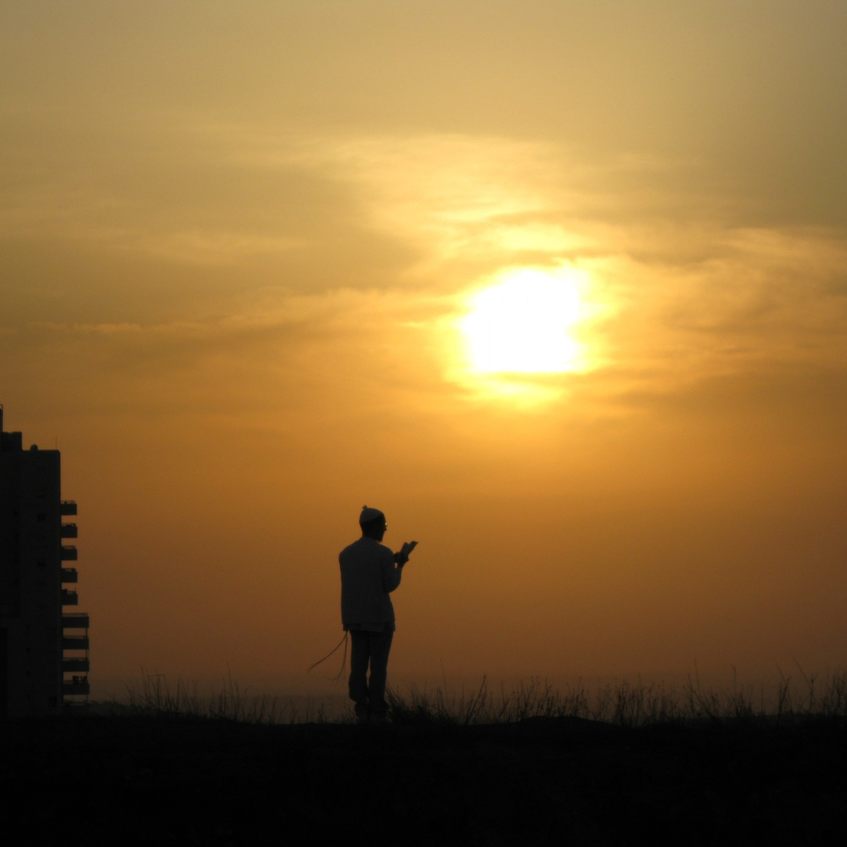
[382,547,404,593]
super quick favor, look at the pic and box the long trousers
[348,629,394,716]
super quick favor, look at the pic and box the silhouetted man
[339,506,409,725]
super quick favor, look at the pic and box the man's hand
[394,551,409,566]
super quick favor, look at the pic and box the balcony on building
[63,657,90,673]
[60,500,78,516]
[63,676,90,696]
[60,523,78,538]
[61,588,79,606]
[61,567,78,583]
[62,612,89,630]
[62,634,90,650]
[60,545,77,561]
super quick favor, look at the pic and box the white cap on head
[359,505,385,525]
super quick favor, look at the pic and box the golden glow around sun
[461,266,588,374]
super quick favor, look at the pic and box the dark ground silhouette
[2,713,846,845]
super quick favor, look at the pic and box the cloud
[1,284,460,428]
[4,97,847,427]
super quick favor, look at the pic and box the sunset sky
[3,1,847,699]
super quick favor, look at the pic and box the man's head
[359,505,387,541]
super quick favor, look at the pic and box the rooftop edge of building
[0,406,56,453]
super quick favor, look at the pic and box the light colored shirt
[339,536,403,631]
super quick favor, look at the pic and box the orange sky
[3,1,847,699]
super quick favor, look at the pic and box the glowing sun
[461,266,587,374]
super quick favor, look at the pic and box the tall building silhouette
[0,406,89,717]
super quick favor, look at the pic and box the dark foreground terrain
[2,713,845,845]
